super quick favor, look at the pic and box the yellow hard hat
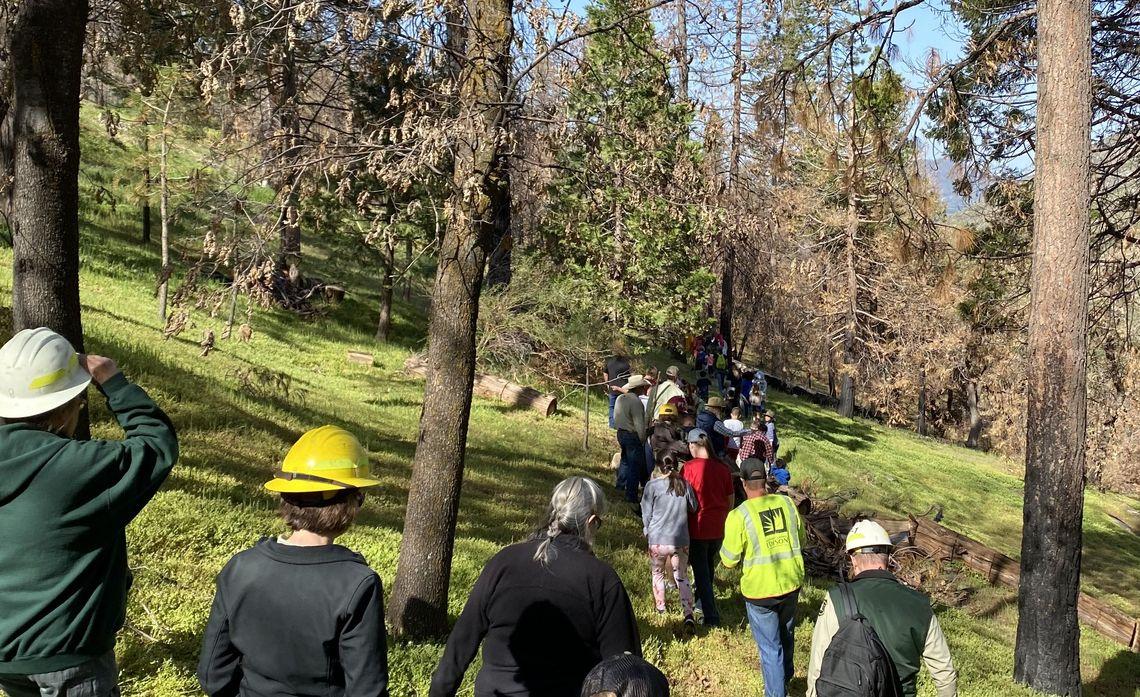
[657,403,679,418]
[265,425,383,493]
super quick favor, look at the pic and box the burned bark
[1014,0,1092,693]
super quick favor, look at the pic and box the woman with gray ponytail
[430,477,641,697]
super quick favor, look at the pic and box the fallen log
[347,351,375,366]
[909,517,1139,652]
[785,487,1139,652]
[404,356,558,417]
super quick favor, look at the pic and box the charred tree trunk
[838,104,859,419]
[485,151,512,287]
[376,234,395,343]
[1014,0,1091,693]
[838,345,855,417]
[838,206,858,419]
[6,0,89,437]
[386,0,512,639]
[917,367,928,436]
[965,380,982,448]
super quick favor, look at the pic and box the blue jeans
[0,651,120,697]
[616,429,647,502]
[607,391,619,429]
[689,538,722,626]
[745,592,799,697]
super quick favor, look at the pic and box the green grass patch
[0,107,1135,696]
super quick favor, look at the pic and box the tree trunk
[838,357,855,417]
[917,367,928,436]
[838,107,859,420]
[8,0,88,352]
[719,246,734,363]
[6,0,89,438]
[156,93,173,324]
[386,0,512,639]
[719,0,743,366]
[1014,0,1091,692]
[485,151,512,287]
[141,114,152,244]
[375,234,395,342]
[675,0,689,104]
[837,219,857,419]
[272,19,302,282]
[965,380,982,448]
[223,280,238,340]
[402,237,413,301]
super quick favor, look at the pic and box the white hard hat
[0,328,92,419]
[845,520,892,552]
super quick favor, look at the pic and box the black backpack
[816,584,903,697]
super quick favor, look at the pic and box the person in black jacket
[429,476,641,697]
[197,426,388,697]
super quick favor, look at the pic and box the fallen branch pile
[788,487,1140,652]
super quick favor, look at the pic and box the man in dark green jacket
[0,328,178,697]
[806,520,957,697]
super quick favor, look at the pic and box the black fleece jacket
[197,538,388,697]
[429,535,641,697]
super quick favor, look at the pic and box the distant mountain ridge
[925,157,969,214]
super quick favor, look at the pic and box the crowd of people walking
[0,328,958,697]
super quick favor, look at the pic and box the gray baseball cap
[685,428,707,444]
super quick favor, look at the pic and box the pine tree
[543,0,712,338]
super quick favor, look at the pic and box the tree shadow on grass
[1085,649,1140,697]
[772,396,878,453]
[1080,527,1140,614]
[117,627,203,690]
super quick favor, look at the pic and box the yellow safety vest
[720,494,806,600]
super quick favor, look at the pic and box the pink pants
[649,544,695,616]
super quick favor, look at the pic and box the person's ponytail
[660,455,686,497]
[532,476,607,565]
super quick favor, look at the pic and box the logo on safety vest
[760,507,788,535]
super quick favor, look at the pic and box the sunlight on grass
[0,108,1134,697]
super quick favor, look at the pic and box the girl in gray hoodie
[640,455,699,626]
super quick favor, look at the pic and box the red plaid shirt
[739,431,773,462]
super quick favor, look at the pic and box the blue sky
[555,0,968,158]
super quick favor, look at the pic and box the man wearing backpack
[720,459,805,697]
[805,520,958,697]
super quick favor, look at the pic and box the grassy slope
[0,107,1135,696]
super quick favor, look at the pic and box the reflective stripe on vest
[738,496,802,566]
[736,495,805,598]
